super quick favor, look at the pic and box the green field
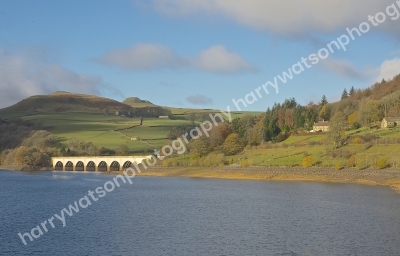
[22,113,193,153]
[159,125,400,169]
[20,111,260,154]
[235,126,400,168]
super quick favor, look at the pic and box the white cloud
[96,43,183,70]
[192,45,256,73]
[0,49,115,108]
[321,58,366,79]
[148,0,400,36]
[376,57,400,81]
[97,43,255,73]
[186,94,213,105]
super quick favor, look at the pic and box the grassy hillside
[122,97,156,107]
[19,111,260,153]
[21,113,193,153]
[0,92,132,119]
[0,91,262,155]
[162,126,400,169]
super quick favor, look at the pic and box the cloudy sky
[1,0,400,110]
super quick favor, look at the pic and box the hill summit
[0,92,133,117]
[122,97,156,107]
[0,92,172,118]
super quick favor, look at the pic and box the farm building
[381,117,400,128]
[313,120,330,132]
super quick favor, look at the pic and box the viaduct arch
[52,156,152,172]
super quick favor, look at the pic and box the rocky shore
[139,166,400,193]
[0,165,51,172]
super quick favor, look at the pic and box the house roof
[313,121,330,126]
[384,117,400,122]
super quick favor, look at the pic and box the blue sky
[1,0,400,111]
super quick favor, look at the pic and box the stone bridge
[51,156,152,172]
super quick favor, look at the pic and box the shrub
[364,143,373,150]
[214,154,225,166]
[302,156,315,168]
[116,145,130,156]
[329,149,352,159]
[356,162,366,170]
[351,137,364,144]
[276,132,289,143]
[376,158,387,169]
[189,159,199,167]
[335,162,343,170]
[363,134,378,143]
[348,155,356,167]
[352,122,361,130]
[241,160,250,167]
[161,159,169,167]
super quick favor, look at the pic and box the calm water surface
[1,170,400,255]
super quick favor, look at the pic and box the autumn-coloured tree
[189,136,210,157]
[277,108,285,127]
[319,104,331,121]
[284,108,295,128]
[167,126,193,140]
[367,101,381,123]
[387,104,400,117]
[116,145,130,156]
[209,122,232,148]
[347,111,358,126]
[222,133,244,156]
[248,117,266,146]
[328,111,347,148]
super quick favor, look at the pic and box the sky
[1,0,400,111]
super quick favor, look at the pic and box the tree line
[0,118,133,167]
[174,73,400,157]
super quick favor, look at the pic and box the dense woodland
[0,118,57,166]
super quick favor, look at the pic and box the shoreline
[2,165,400,193]
[0,165,50,172]
[136,166,400,193]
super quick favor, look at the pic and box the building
[381,117,400,128]
[313,120,330,132]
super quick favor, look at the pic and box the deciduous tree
[116,145,130,156]
[189,136,210,157]
[222,133,244,156]
[328,111,347,148]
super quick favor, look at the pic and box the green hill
[0,92,237,155]
[0,91,133,119]
[122,97,157,108]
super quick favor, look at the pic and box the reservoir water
[1,170,400,255]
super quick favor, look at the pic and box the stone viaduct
[51,156,152,172]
